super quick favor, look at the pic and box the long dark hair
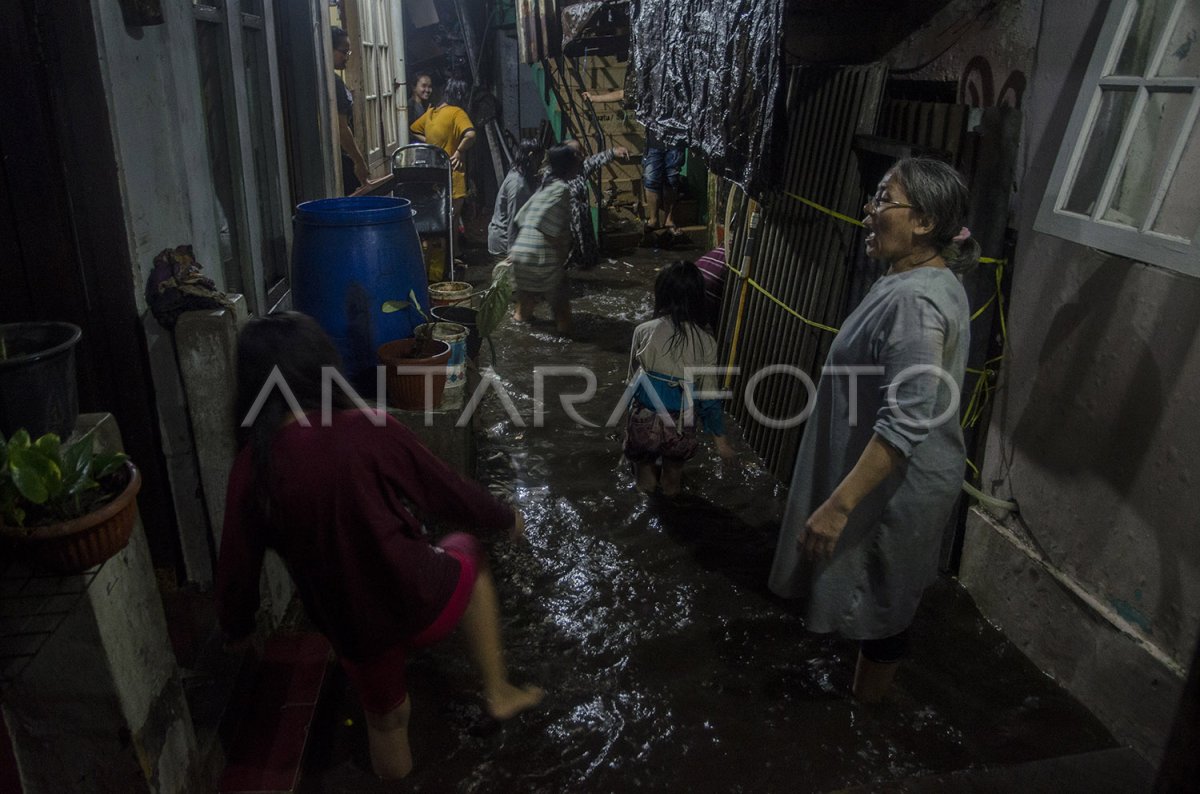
[889,157,981,273]
[513,138,544,180]
[233,312,353,521]
[653,260,709,350]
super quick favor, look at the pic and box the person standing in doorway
[332,26,369,196]
[408,71,435,121]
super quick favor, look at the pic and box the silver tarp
[628,0,784,197]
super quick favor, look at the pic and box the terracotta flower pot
[0,463,142,573]
[377,338,452,411]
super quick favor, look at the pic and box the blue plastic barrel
[292,197,428,390]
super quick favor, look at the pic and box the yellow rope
[725,190,1013,432]
[728,190,1009,337]
[724,258,841,334]
[782,190,865,228]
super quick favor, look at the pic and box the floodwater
[299,250,1117,792]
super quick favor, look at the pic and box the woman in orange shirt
[411,78,476,254]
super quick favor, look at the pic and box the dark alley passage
[296,251,1140,793]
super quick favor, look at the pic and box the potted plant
[378,291,453,410]
[429,264,513,363]
[0,429,141,572]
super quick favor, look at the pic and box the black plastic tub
[0,322,82,440]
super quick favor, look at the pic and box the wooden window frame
[1035,0,1200,275]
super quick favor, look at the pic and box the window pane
[1113,0,1175,76]
[1158,1,1199,77]
[1065,88,1137,215]
[242,0,263,14]
[1103,90,1192,227]
[1153,113,1200,239]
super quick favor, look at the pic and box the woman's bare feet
[484,682,545,720]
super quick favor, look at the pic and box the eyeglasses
[868,193,915,213]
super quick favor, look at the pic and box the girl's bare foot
[485,682,545,720]
[636,463,659,494]
[661,461,684,497]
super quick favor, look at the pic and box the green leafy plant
[475,265,513,363]
[381,267,514,362]
[0,430,129,528]
[382,289,441,357]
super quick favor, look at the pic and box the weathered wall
[89,0,223,304]
[862,0,1200,763]
[84,0,223,584]
[961,0,1200,762]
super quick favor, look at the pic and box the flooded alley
[298,250,1141,793]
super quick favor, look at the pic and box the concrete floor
[293,244,1150,793]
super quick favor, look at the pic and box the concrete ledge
[387,377,477,479]
[959,506,1183,765]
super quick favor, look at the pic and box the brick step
[218,633,333,793]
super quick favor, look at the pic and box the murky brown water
[300,251,1115,793]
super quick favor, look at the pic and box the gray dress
[768,267,970,639]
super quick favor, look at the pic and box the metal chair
[391,143,455,281]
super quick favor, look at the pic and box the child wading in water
[624,260,735,496]
[487,138,543,259]
[216,312,543,781]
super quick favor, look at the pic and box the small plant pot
[377,338,452,411]
[0,463,142,573]
[429,305,482,360]
[428,281,473,307]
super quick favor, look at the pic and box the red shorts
[339,533,481,715]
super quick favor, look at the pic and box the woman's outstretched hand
[800,499,849,561]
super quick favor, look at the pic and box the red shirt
[216,410,514,661]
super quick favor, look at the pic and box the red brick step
[218,633,332,794]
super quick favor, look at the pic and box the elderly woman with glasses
[768,157,980,703]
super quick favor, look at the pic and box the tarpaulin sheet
[561,1,611,49]
[628,0,784,197]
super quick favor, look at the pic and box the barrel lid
[294,196,413,226]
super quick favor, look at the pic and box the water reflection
[301,253,1118,793]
